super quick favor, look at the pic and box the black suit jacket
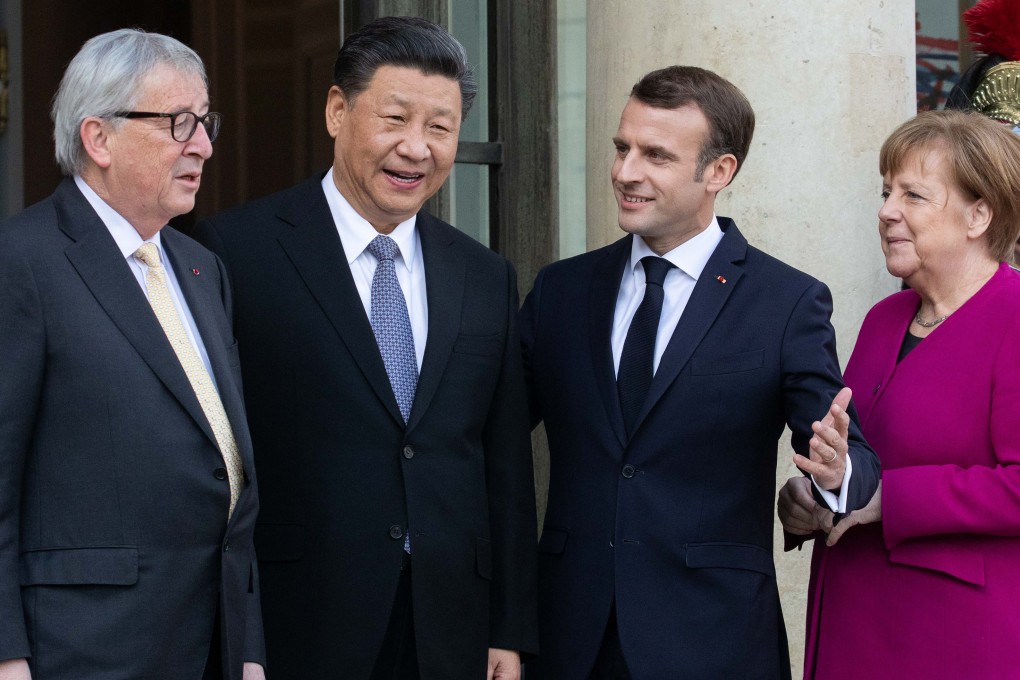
[0,179,263,680]
[519,219,879,680]
[194,175,538,680]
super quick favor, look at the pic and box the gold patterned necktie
[134,243,243,519]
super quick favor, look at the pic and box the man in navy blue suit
[520,66,880,679]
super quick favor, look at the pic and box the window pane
[448,0,490,244]
[558,0,586,258]
[449,162,489,247]
[916,0,969,111]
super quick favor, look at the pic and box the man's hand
[820,482,882,547]
[793,387,851,491]
[487,648,520,680]
[0,658,31,680]
[243,662,266,680]
[777,475,822,535]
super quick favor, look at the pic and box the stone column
[586,1,914,674]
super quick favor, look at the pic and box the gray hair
[51,28,207,176]
[333,16,477,119]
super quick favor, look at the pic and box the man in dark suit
[194,16,538,680]
[0,30,264,680]
[519,66,881,679]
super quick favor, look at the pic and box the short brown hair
[880,109,1020,263]
[630,66,755,182]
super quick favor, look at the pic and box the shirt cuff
[812,454,852,512]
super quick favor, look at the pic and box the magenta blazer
[804,263,1020,679]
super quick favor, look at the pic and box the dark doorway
[20,0,339,232]
[21,2,191,208]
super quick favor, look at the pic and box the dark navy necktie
[367,235,418,424]
[617,256,676,437]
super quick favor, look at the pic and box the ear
[325,85,350,139]
[704,154,738,194]
[966,198,992,241]
[80,116,113,169]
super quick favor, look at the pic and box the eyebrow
[385,94,456,118]
[611,135,674,155]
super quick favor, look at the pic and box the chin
[169,201,197,219]
[885,261,918,280]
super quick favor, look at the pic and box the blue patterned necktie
[617,256,676,438]
[367,235,418,424]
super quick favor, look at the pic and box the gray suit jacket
[0,179,264,680]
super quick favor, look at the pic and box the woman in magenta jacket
[779,109,1020,679]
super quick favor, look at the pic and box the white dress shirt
[74,176,218,387]
[611,217,724,376]
[611,215,850,511]
[321,172,428,369]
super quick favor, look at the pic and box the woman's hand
[821,482,883,546]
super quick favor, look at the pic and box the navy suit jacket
[0,179,263,680]
[519,218,879,679]
[194,175,538,680]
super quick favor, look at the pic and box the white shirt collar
[629,215,724,281]
[321,171,419,274]
[74,175,164,257]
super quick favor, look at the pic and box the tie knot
[367,234,399,263]
[134,243,161,269]
[640,256,675,287]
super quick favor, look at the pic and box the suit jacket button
[402,445,415,460]
[621,464,636,479]
[213,467,228,480]
[389,525,404,540]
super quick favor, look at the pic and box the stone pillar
[586,1,914,674]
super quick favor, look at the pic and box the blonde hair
[880,109,1020,262]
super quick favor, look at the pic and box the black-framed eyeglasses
[112,110,222,143]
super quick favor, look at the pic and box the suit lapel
[590,238,631,448]
[274,178,405,426]
[163,230,254,468]
[631,218,747,434]
[407,212,464,433]
[56,180,218,447]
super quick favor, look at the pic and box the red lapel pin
[191,268,201,276]
[716,275,727,284]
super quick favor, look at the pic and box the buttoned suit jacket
[519,218,880,680]
[0,179,264,680]
[194,175,539,680]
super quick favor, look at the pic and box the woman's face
[878,150,985,282]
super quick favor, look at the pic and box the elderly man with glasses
[0,29,264,680]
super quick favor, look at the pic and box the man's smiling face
[326,64,462,233]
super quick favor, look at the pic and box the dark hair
[880,109,1020,263]
[333,16,477,118]
[630,66,755,182]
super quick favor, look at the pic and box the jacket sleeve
[780,280,881,513]
[484,260,540,657]
[0,246,44,661]
[517,266,546,430]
